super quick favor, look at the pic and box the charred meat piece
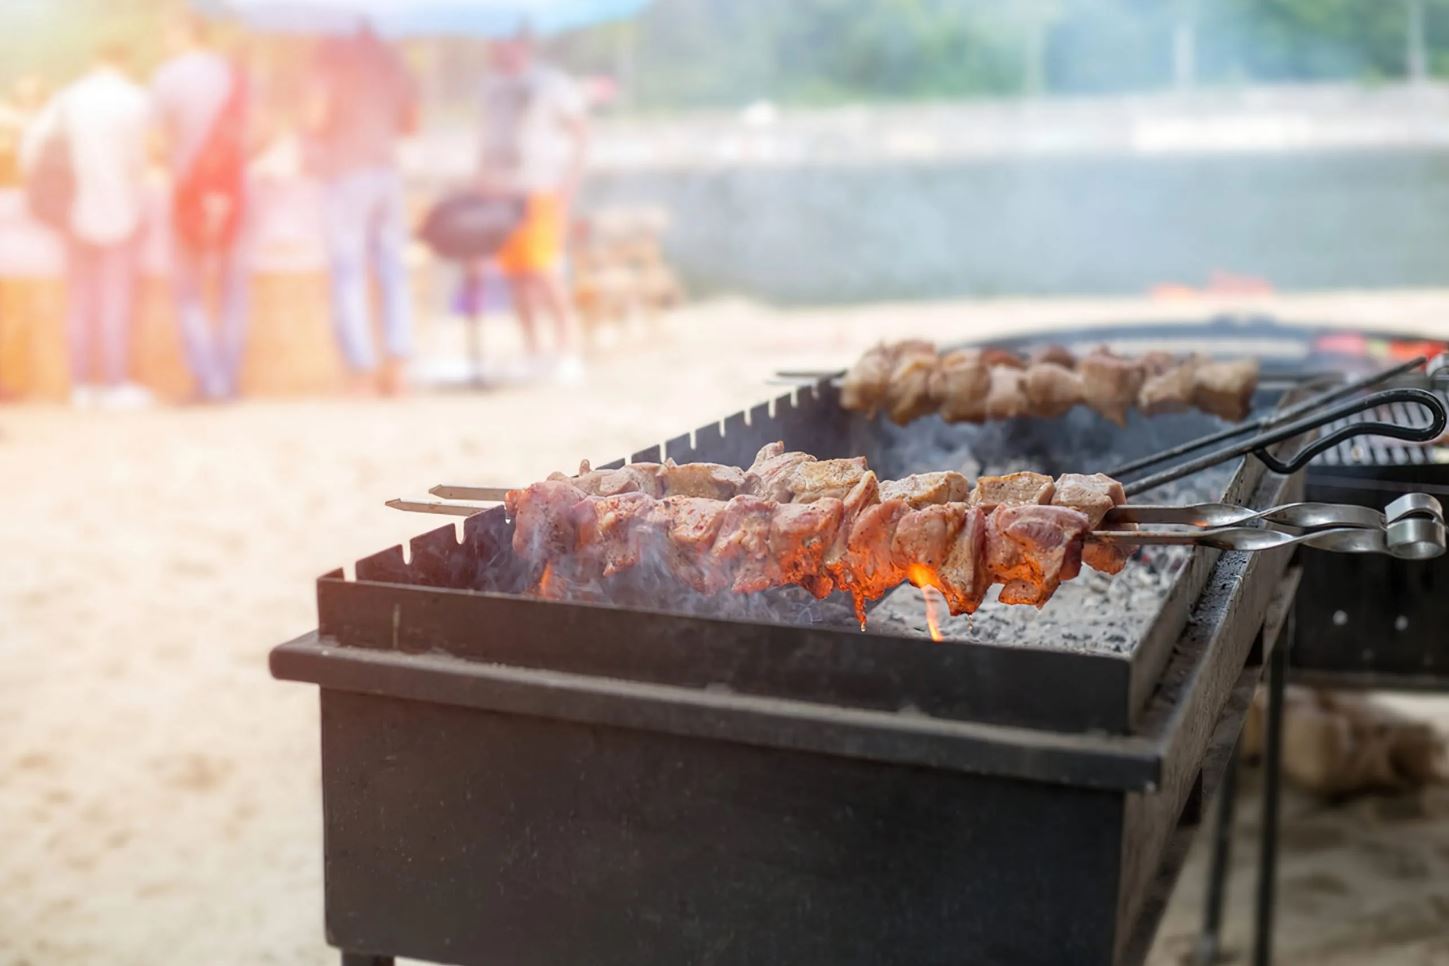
[1028,344,1077,369]
[508,480,588,559]
[1080,349,1147,427]
[1138,356,1200,416]
[1053,472,1131,574]
[711,495,779,593]
[1024,362,1085,419]
[745,442,816,502]
[660,496,729,592]
[571,491,661,578]
[786,457,871,503]
[835,498,912,607]
[839,343,895,414]
[982,366,1029,421]
[880,471,971,508]
[659,460,747,500]
[970,472,1055,512]
[937,505,991,614]
[931,350,991,424]
[550,462,665,498]
[884,344,941,426]
[1193,359,1259,421]
[986,504,1089,607]
[891,503,965,573]
[1140,351,1178,377]
[770,499,846,593]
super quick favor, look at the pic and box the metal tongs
[1094,493,1446,560]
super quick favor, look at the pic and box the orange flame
[906,564,946,643]
[537,563,558,599]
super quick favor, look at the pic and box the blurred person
[152,13,255,402]
[478,28,588,380]
[21,41,152,409]
[307,25,417,396]
[0,75,49,185]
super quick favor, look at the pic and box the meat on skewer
[508,444,1115,623]
[837,341,1260,426]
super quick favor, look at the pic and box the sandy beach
[3,289,1449,965]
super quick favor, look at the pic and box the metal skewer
[1103,492,1442,530]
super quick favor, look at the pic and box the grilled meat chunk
[660,496,729,592]
[660,459,747,499]
[970,472,1055,512]
[1024,362,1085,419]
[1193,359,1259,422]
[982,366,1029,421]
[744,442,815,502]
[1080,349,1146,427]
[937,505,991,614]
[1052,472,1131,574]
[1028,344,1077,368]
[931,350,991,423]
[1138,356,1200,416]
[786,457,871,503]
[986,504,1089,606]
[880,471,971,508]
[839,343,896,414]
[884,343,941,426]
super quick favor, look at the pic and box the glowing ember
[906,564,947,642]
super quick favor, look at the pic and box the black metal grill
[272,346,1312,966]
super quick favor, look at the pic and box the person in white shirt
[22,42,152,408]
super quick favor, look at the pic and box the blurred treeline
[5,0,1449,113]
[558,0,1449,109]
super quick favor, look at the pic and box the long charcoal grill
[273,362,1311,966]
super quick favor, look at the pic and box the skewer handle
[1093,518,1445,559]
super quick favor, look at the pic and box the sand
[3,289,1448,965]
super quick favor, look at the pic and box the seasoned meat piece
[980,347,1027,369]
[880,471,971,508]
[1028,344,1077,369]
[770,498,846,593]
[970,472,1055,512]
[659,460,746,500]
[937,505,991,614]
[884,345,940,426]
[711,495,779,593]
[507,480,587,559]
[986,505,1089,607]
[982,366,1029,421]
[572,491,660,578]
[1024,362,1085,419]
[1052,472,1131,574]
[931,350,991,423]
[551,463,664,498]
[660,496,728,592]
[891,503,965,573]
[1140,351,1178,377]
[1193,359,1259,421]
[837,498,912,610]
[1080,349,1146,427]
[786,457,870,503]
[745,442,816,502]
[840,343,897,414]
[1138,356,1200,416]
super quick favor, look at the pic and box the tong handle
[1251,387,1447,475]
[1095,518,1445,559]
[1105,493,1443,530]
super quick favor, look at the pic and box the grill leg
[1252,616,1290,966]
[1194,742,1240,965]
[341,953,392,966]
